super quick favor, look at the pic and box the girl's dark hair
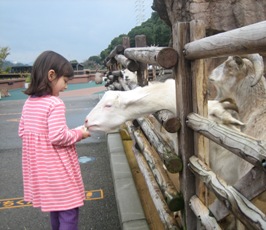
[24,50,74,96]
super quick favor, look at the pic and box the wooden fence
[105,20,266,229]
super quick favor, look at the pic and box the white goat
[209,54,266,139]
[85,79,250,185]
[85,80,176,132]
[209,53,266,217]
[121,68,138,83]
[208,100,251,185]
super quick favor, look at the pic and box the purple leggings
[50,207,79,230]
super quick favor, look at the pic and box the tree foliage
[89,12,171,68]
[0,46,10,73]
[83,55,102,69]
[128,12,171,47]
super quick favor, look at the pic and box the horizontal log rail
[114,54,139,72]
[184,21,266,60]
[135,117,183,173]
[134,145,181,230]
[129,124,184,212]
[124,47,178,69]
[125,121,181,230]
[189,195,221,230]
[186,112,266,171]
[105,44,124,62]
[147,114,179,154]
[153,110,181,133]
[189,156,266,230]
[209,166,266,220]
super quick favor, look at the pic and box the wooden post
[122,36,130,49]
[153,110,181,133]
[135,35,148,86]
[190,20,210,209]
[173,21,197,229]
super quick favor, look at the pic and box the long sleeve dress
[18,95,85,212]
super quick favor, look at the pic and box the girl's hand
[81,126,91,139]
[75,125,91,139]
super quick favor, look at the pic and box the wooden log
[108,44,125,59]
[122,36,130,49]
[186,112,266,171]
[134,145,181,229]
[173,21,197,230]
[124,47,178,69]
[209,166,266,221]
[184,21,266,60]
[189,195,221,230]
[105,57,117,69]
[111,70,122,77]
[117,77,130,91]
[130,125,184,212]
[147,114,179,154]
[135,35,148,87]
[119,125,166,230]
[113,81,123,90]
[115,54,139,72]
[190,20,210,208]
[124,127,181,229]
[153,110,181,133]
[135,117,183,173]
[189,156,266,230]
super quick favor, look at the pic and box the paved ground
[0,83,122,230]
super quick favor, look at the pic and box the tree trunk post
[173,21,197,229]
[135,35,148,86]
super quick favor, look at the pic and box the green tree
[83,55,102,69]
[128,12,171,46]
[99,34,127,63]
[87,11,171,68]
[0,47,11,73]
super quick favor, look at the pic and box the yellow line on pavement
[0,189,104,210]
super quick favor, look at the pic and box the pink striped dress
[18,95,85,212]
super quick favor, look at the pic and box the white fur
[121,69,138,83]
[85,79,249,185]
[209,53,266,213]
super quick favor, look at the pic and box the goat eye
[104,104,112,108]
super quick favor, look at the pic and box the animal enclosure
[102,20,266,229]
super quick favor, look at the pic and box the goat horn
[219,98,239,112]
[242,54,264,87]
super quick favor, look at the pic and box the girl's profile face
[51,76,69,96]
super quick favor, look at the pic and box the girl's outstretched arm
[48,100,84,146]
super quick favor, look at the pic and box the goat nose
[85,119,88,124]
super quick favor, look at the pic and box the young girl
[18,50,90,230]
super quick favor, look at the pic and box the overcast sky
[0,0,154,64]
